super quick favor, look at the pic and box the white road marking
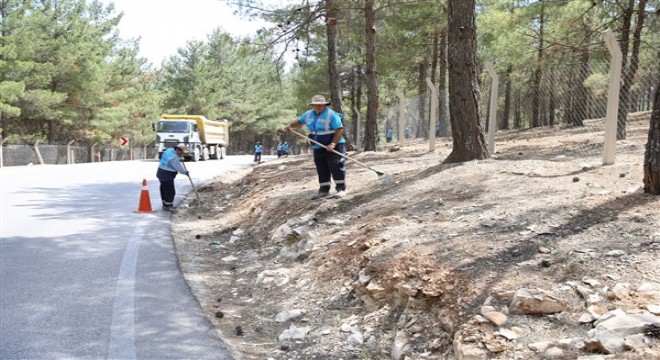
[108,218,149,359]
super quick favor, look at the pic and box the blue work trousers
[313,143,346,193]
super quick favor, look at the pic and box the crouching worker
[156,143,190,211]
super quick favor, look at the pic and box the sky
[109,0,277,65]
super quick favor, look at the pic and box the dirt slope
[172,113,659,360]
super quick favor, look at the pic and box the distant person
[254,142,263,163]
[156,144,189,211]
[386,127,394,143]
[282,142,289,157]
[285,94,346,199]
[276,142,284,158]
[435,121,441,136]
[405,126,412,139]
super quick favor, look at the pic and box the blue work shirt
[297,108,344,149]
[255,144,263,153]
[157,148,187,181]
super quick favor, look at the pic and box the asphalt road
[0,156,260,360]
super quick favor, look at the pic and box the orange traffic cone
[134,178,155,213]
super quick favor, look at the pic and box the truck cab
[155,119,201,161]
[154,115,228,161]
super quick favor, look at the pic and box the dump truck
[154,115,229,161]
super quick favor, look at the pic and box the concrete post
[485,62,499,154]
[34,139,44,165]
[425,78,438,152]
[66,140,75,164]
[91,143,98,162]
[602,29,622,166]
[0,138,8,167]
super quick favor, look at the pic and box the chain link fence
[374,54,656,162]
[1,144,157,167]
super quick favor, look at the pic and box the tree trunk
[355,65,363,145]
[617,0,647,140]
[438,26,450,137]
[325,0,354,150]
[616,0,635,139]
[431,28,439,85]
[363,0,378,151]
[350,68,358,145]
[531,0,544,128]
[417,57,428,138]
[616,0,635,140]
[443,0,488,164]
[502,65,512,130]
[48,119,58,144]
[430,28,440,137]
[575,48,590,126]
[326,0,342,115]
[643,78,660,194]
[548,82,555,127]
[1,112,7,140]
[514,89,522,129]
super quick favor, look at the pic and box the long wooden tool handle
[288,128,378,171]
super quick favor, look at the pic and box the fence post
[425,78,438,152]
[485,62,499,154]
[34,139,45,165]
[396,90,406,145]
[0,138,8,167]
[353,106,361,149]
[66,140,75,164]
[90,143,97,162]
[602,29,622,166]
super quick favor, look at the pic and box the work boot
[311,192,329,200]
[334,190,347,198]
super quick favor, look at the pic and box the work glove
[185,171,190,177]
[284,125,291,133]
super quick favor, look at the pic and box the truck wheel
[210,145,219,160]
[192,147,200,162]
[220,147,225,160]
[202,147,210,161]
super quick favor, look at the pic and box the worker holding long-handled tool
[285,95,347,199]
[156,143,190,211]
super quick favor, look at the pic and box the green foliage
[584,72,609,98]
[0,0,157,145]
[160,28,296,149]
[0,81,24,117]
[2,0,657,148]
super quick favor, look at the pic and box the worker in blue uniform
[254,142,263,163]
[276,142,284,158]
[285,95,346,199]
[156,143,189,211]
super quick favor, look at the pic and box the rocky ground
[171,112,659,360]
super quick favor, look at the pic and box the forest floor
[172,112,659,360]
